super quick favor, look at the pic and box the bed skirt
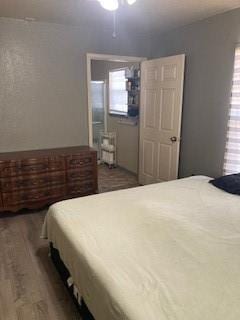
[49,243,95,320]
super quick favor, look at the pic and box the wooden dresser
[0,146,98,213]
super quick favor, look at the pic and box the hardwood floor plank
[0,219,10,281]
[0,280,18,320]
[17,300,48,320]
[98,164,139,193]
[5,216,43,307]
[25,213,81,320]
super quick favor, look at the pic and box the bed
[42,176,240,320]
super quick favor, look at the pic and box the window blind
[224,47,240,175]
[109,69,128,116]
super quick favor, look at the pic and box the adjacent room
[0,1,240,319]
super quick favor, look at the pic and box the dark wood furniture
[0,146,98,213]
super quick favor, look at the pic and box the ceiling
[0,0,239,33]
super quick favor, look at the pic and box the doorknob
[170,136,177,142]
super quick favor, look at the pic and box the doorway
[87,53,185,184]
[87,53,146,174]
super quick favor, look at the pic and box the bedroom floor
[98,164,139,193]
[0,165,139,320]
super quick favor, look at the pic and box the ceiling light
[96,0,137,37]
[126,0,136,5]
[98,0,137,11]
[98,0,119,11]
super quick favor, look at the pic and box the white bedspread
[42,176,240,320]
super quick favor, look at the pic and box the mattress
[42,176,240,320]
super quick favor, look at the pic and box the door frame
[86,53,146,147]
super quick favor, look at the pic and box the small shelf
[126,68,140,117]
[100,132,117,167]
[101,144,115,153]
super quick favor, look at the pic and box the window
[224,47,240,174]
[109,69,128,116]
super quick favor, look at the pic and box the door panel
[144,90,157,129]
[143,140,155,178]
[139,54,185,185]
[144,66,158,83]
[160,88,175,131]
[157,143,172,182]
[161,63,177,81]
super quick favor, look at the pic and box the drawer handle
[23,164,48,172]
[70,158,92,166]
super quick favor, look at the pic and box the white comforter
[42,176,240,320]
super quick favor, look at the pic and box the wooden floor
[98,164,139,193]
[0,165,139,320]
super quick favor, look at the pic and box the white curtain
[224,47,240,175]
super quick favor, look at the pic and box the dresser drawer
[0,172,66,192]
[67,180,95,196]
[67,167,94,183]
[0,158,65,177]
[48,157,65,171]
[0,147,97,212]
[66,154,94,170]
[2,186,65,207]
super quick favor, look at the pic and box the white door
[139,54,185,185]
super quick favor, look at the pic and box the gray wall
[151,8,240,178]
[0,17,150,152]
[91,60,139,174]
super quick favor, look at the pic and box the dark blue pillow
[209,173,240,195]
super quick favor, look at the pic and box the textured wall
[0,18,150,152]
[150,8,240,178]
[91,60,139,174]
